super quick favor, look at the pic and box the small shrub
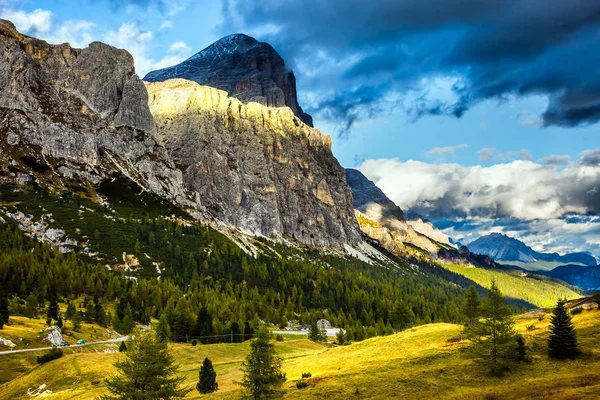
[37,347,64,364]
[571,307,583,316]
[275,334,284,342]
[296,380,308,389]
[191,339,198,346]
[526,324,537,331]
[446,335,463,343]
[354,388,360,395]
[301,372,312,378]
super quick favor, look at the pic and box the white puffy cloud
[477,147,533,163]
[0,8,52,33]
[358,150,600,255]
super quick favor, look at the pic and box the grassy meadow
[1,303,599,399]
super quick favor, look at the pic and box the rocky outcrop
[146,79,360,248]
[406,217,454,247]
[0,19,192,211]
[346,169,443,255]
[144,34,313,127]
[0,20,360,250]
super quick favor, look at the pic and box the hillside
[2,302,599,399]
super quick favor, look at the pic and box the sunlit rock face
[0,19,192,209]
[146,79,361,248]
[144,33,313,127]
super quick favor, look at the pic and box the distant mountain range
[534,264,600,291]
[468,233,597,270]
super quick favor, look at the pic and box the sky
[3,0,600,258]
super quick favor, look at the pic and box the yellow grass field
[1,306,599,399]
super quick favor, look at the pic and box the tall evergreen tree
[230,322,242,343]
[240,326,286,399]
[100,332,190,400]
[47,298,59,321]
[197,357,218,394]
[308,320,326,342]
[462,285,481,325]
[390,300,413,332]
[194,307,213,344]
[244,321,254,341]
[548,299,579,359]
[155,314,172,343]
[464,281,515,375]
[0,296,9,327]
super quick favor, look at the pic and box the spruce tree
[308,320,326,342]
[462,285,481,325]
[194,307,213,344]
[464,281,515,375]
[244,321,254,341]
[230,322,242,343]
[197,357,218,394]
[72,311,82,331]
[100,332,190,400]
[390,300,413,332]
[47,298,59,321]
[240,326,286,399]
[548,299,579,359]
[155,314,172,343]
[0,296,9,326]
[119,341,127,352]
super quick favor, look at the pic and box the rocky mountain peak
[144,33,313,127]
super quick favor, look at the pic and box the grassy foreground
[1,306,599,400]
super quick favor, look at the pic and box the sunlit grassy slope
[2,305,599,400]
[441,263,581,308]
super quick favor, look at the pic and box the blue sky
[4,0,600,257]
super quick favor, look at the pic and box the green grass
[2,306,600,399]
[441,263,581,308]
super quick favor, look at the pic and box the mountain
[0,20,359,249]
[144,33,313,126]
[343,169,498,269]
[536,264,600,291]
[147,79,360,247]
[468,233,597,269]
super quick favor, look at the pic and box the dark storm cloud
[222,0,600,131]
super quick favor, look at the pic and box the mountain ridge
[144,33,313,126]
[468,232,597,269]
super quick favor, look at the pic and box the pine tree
[119,341,127,352]
[100,332,190,400]
[194,307,213,344]
[336,329,345,345]
[47,298,59,321]
[0,314,4,330]
[155,313,171,342]
[0,296,9,326]
[548,299,579,359]
[308,320,326,342]
[197,357,218,394]
[464,281,515,375]
[230,322,242,343]
[390,300,413,332]
[514,334,529,362]
[240,326,286,399]
[462,285,481,325]
[244,321,254,341]
[72,311,82,332]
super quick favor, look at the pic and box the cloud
[359,150,600,255]
[0,8,52,33]
[168,40,191,54]
[358,151,600,222]
[425,144,468,160]
[220,0,600,131]
[98,0,188,16]
[477,148,533,163]
[539,155,571,167]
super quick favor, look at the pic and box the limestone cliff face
[146,79,360,247]
[0,19,191,209]
[346,169,442,255]
[144,34,313,127]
